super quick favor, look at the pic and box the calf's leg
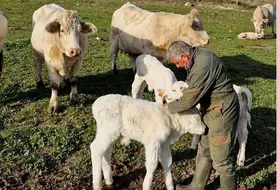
[159,142,173,190]
[143,142,160,190]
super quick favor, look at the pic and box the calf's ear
[46,21,60,33]
[157,89,165,97]
[80,21,97,34]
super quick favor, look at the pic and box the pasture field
[0,0,276,189]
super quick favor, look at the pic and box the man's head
[167,41,194,69]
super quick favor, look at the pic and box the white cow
[110,2,210,73]
[0,11,8,78]
[251,3,276,36]
[91,94,206,190]
[31,4,97,113]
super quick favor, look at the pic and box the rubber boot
[176,155,212,190]
[219,170,237,190]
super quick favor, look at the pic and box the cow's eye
[60,29,65,33]
[180,87,183,90]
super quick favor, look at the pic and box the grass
[0,0,276,189]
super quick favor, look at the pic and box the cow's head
[251,6,268,34]
[157,81,188,103]
[179,9,210,47]
[45,10,97,58]
[251,17,268,34]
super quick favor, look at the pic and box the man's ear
[169,55,177,64]
[157,89,165,97]
[80,21,97,34]
[46,21,60,33]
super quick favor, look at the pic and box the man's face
[170,53,191,69]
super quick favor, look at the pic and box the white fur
[91,94,206,190]
[166,82,252,167]
[132,54,178,104]
[31,4,97,113]
[251,3,276,35]
[0,11,8,50]
[110,2,210,72]
[237,31,264,40]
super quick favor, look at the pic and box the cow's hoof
[70,93,80,105]
[112,69,118,75]
[236,159,244,167]
[48,104,58,114]
[36,81,45,89]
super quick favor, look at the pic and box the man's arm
[168,65,212,114]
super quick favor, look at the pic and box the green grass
[0,0,276,189]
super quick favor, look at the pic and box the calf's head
[179,108,206,135]
[45,10,97,57]
[179,9,210,47]
[158,81,188,103]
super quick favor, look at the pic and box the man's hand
[163,103,169,111]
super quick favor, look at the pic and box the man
[164,41,239,190]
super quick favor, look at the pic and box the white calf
[91,94,206,190]
[132,54,177,104]
[237,31,264,40]
[166,82,253,167]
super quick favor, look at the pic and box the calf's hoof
[70,93,80,105]
[112,69,118,75]
[236,158,245,167]
[36,81,45,89]
[48,104,59,114]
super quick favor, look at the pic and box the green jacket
[168,47,236,114]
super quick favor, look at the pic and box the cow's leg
[132,74,146,99]
[102,146,113,187]
[191,134,200,150]
[69,61,82,104]
[271,24,276,37]
[237,120,248,167]
[130,55,137,73]
[33,50,45,88]
[0,50,3,78]
[159,142,173,190]
[47,65,63,114]
[143,142,160,190]
[110,32,119,74]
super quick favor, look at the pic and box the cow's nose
[69,48,82,57]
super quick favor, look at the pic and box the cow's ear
[46,21,60,33]
[188,9,198,26]
[251,18,255,22]
[262,19,268,23]
[80,21,97,34]
[190,9,198,18]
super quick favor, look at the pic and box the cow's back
[262,4,276,24]
[32,4,64,27]
[111,3,185,59]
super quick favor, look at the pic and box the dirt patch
[250,43,275,51]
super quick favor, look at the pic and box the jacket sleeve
[168,64,211,114]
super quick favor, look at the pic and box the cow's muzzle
[68,48,82,57]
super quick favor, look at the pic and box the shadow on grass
[0,68,134,106]
[221,54,276,85]
[0,53,275,106]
